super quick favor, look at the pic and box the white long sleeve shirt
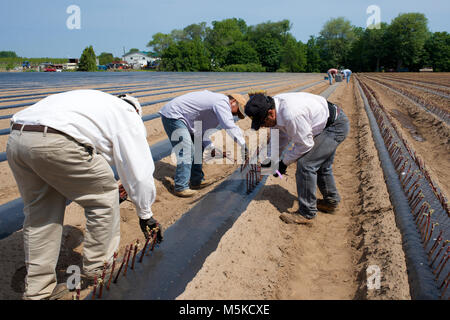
[159,90,246,149]
[12,89,156,220]
[269,92,329,165]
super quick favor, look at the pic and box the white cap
[118,94,142,117]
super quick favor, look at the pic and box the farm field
[0,72,448,300]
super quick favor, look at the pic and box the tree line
[146,13,449,72]
[3,12,448,73]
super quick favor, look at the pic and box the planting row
[357,76,448,298]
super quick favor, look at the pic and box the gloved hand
[139,217,163,243]
[274,160,287,177]
[118,184,128,203]
[261,160,271,168]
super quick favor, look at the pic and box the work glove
[139,217,163,243]
[275,160,288,177]
[118,184,128,203]
[260,159,271,168]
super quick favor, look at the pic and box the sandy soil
[1,73,447,300]
[376,72,450,87]
[0,75,323,299]
[364,75,450,114]
[0,77,319,150]
[0,77,321,207]
[178,78,411,300]
[372,75,450,96]
[359,75,450,199]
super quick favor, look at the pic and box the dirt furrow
[0,77,325,300]
[179,79,411,300]
[359,76,450,199]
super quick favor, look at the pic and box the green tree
[161,39,210,71]
[247,20,291,43]
[0,51,18,58]
[247,20,292,72]
[386,13,429,71]
[346,27,365,72]
[125,48,140,55]
[147,32,175,56]
[318,17,356,68]
[204,18,247,69]
[306,36,322,72]
[78,46,97,71]
[98,52,114,65]
[252,37,281,72]
[225,41,259,65]
[183,22,209,41]
[424,31,450,71]
[280,36,307,72]
[347,25,392,72]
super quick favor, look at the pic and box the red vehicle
[44,67,57,72]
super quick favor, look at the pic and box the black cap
[244,94,273,130]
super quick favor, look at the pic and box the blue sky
[1,0,449,58]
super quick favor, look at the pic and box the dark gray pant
[295,110,350,218]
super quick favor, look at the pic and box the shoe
[44,283,70,300]
[280,212,315,225]
[81,262,115,289]
[317,199,338,213]
[190,179,215,190]
[174,188,197,197]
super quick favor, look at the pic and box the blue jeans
[295,109,350,218]
[346,72,352,83]
[327,72,333,85]
[161,115,204,192]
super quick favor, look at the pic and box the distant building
[122,51,158,69]
[64,58,79,71]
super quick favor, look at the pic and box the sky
[1,0,449,58]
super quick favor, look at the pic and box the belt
[11,123,65,135]
[326,101,340,128]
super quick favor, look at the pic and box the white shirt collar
[274,96,285,127]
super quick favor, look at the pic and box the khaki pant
[6,130,120,300]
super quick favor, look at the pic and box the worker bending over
[7,90,162,300]
[244,92,349,224]
[341,69,352,83]
[159,90,249,197]
[327,68,339,85]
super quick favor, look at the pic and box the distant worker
[341,69,352,83]
[7,90,162,300]
[159,90,249,197]
[244,92,349,224]
[327,68,339,85]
